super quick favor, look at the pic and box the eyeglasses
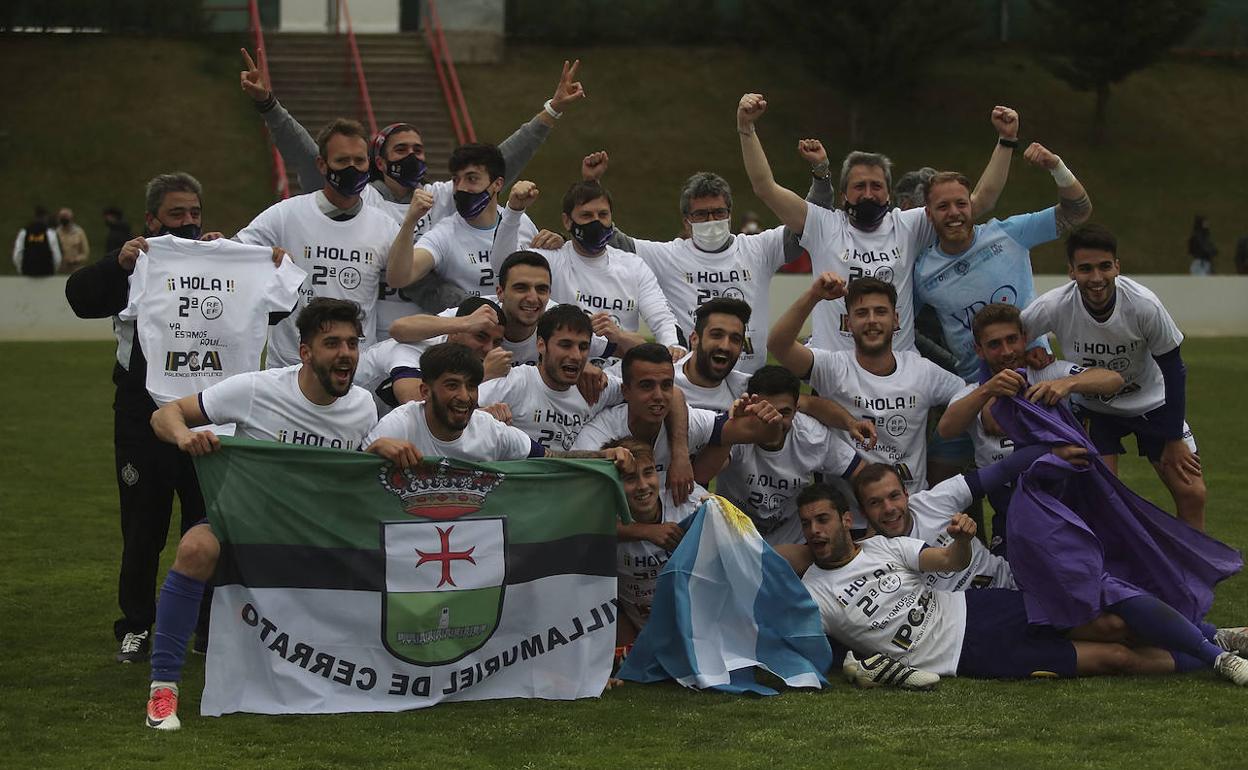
[687,207,731,223]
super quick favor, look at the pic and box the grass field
[1,338,1245,769]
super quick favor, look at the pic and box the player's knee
[1098,644,1138,675]
[174,526,220,576]
[1092,613,1130,643]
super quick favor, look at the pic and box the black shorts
[1084,410,1196,463]
[956,589,1076,679]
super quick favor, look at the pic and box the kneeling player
[778,484,1248,684]
[143,299,379,730]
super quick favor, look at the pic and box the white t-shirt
[1021,277,1183,417]
[673,351,750,412]
[120,235,306,406]
[435,295,611,368]
[198,365,377,449]
[902,476,1015,592]
[353,336,441,394]
[630,228,788,374]
[948,359,1084,469]
[418,208,538,297]
[364,401,539,461]
[800,203,935,353]
[809,349,963,492]
[617,488,705,608]
[236,192,398,367]
[538,242,680,350]
[477,364,623,450]
[716,413,859,545]
[571,403,718,483]
[366,180,457,339]
[802,536,967,676]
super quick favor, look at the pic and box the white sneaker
[145,684,181,731]
[845,651,940,691]
[1213,652,1248,686]
[1214,627,1248,656]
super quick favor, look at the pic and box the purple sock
[1198,620,1217,642]
[150,569,206,682]
[1108,595,1223,666]
[1171,651,1208,673]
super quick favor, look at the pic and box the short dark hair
[498,250,551,288]
[144,172,202,217]
[746,365,801,402]
[845,276,897,310]
[456,296,506,327]
[601,437,654,466]
[851,463,903,505]
[420,342,484,387]
[621,343,673,385]
[1066,223,1118,263]
[795,482,849,514]
[369,122,421,179]
[561,180,613,216]
[537,304,593,341]
[449,142,505,181]
[971,303,1023,344]
[693,297,751,337]
[296,298,364,343]
[315,118,369,159]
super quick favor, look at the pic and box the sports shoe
[1214,652,1248,686]
[145,685,181,731]
[844,650,940,691]
[1214,627,1248,656]
[116,630,150,663]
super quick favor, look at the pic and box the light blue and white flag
[618,496,833,695]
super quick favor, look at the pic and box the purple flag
[990,385,1241,629]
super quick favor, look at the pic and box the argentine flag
[618,496,833,695]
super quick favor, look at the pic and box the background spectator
[1188,215,1216,275]
[103,206,133,255]
[12,205,61,276]
[56,207,90,272]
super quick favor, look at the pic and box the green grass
[1,339,1245,769]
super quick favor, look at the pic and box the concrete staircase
[264,33,458,193]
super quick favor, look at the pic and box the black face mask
[159,222,202,240]
[845,198,890,231]
[570,220,614,253]
[58,217,71,227]
[385,154,427,189]
[325,164,370,198]
[454,189,493,220]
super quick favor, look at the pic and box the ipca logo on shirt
[164,349,223,374]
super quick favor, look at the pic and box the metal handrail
[338,0,378,136]
[423,0,476,144]
[247,0,289,199]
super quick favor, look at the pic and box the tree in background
[1030,0,1208,144]
[754,0,980,146]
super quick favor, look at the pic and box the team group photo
[3,1,1247,767]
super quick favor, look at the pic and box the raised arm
[389,302,499,343]
[737,93,809,233]
[240,48,323,193]
[937,370,1026,438]
[385,193,437,289]
[916,513,977,573]
[498,60,585,185]
[768,272,846,378]
[1022,143,1092,234]
[496,181,540,260]
[968,106,1019,219]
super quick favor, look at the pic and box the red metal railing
[247,0,290,199]
[337,0,378,136]
[423,0,476,144]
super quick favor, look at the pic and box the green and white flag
[195,437,627,716]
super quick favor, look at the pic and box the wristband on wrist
[811,160,831,180]
[997,137,1018,149]
[543,99,562,119]
[1050,159,1076,187]
[253,93,277,113]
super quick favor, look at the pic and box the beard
[312,356,355,397]
[430,392,473,432]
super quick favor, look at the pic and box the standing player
[769,275,964,494]
[938,303,1124,549]
[363,342,630,466]
[914,143,1093,380]
[737,92,1016,352]
[608,438,706,645]
[710,366,862,545]
[777,485,1248,685]
[476,305,623,451]
[235,119,402,366]
[142,299,380,730]
[1021,225,1206,529]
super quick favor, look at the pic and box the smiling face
[422,371,478,435]
[927,179,974,250]
[497,264,551,330]
[843,164,889,206]
[690,312,745,384]
[857,473,912,538]
[798,498,857,569]
[974,320,1027,374]
[623,360,676,428]
[1069,247,1120,312]
[847,291,897,356]
[538,326,591,390]
[300,320,360,399]
[619,456,661,523]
